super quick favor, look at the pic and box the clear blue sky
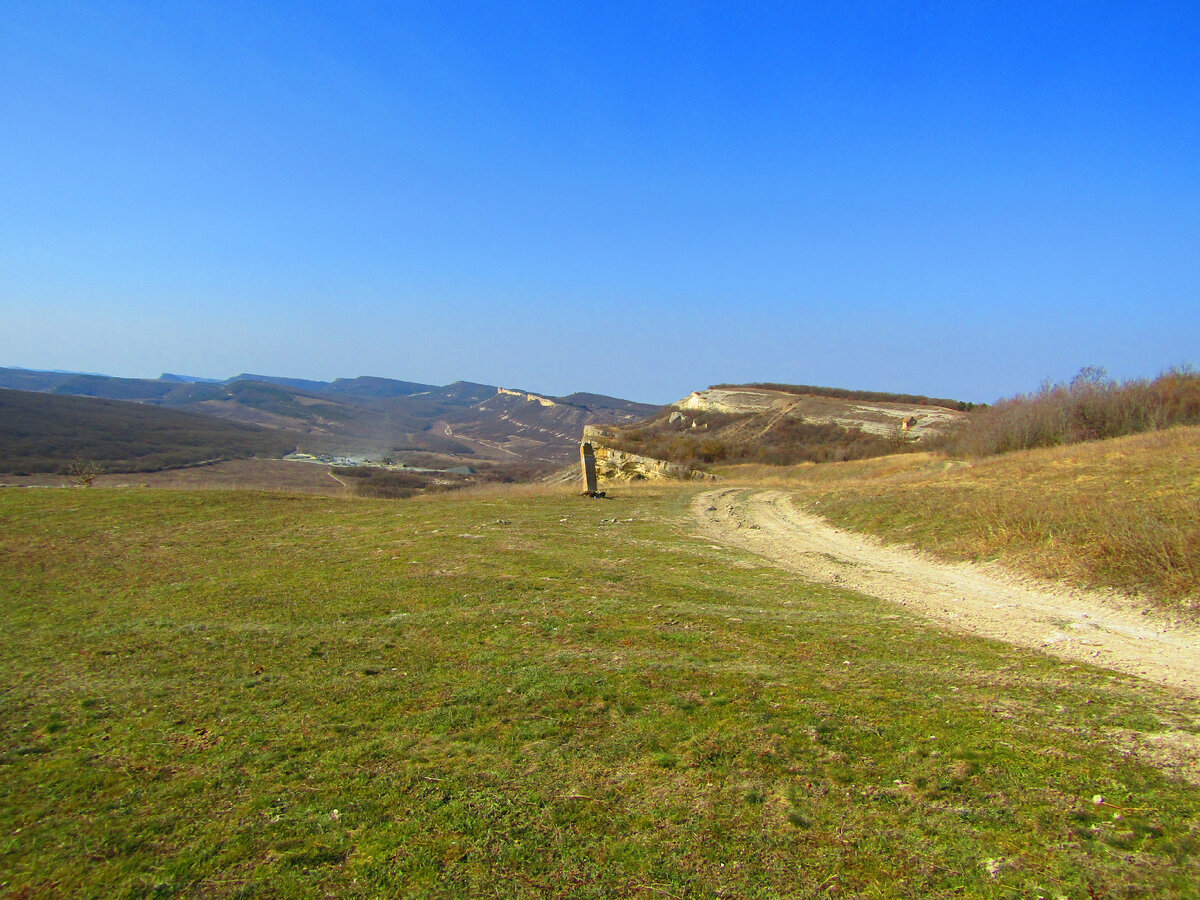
[3,2,1197,404]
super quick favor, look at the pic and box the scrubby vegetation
[948,367,1200,457]
[335,460,555,499]
[332,466,474,499]
[604,411,909,468]
[333,466,438,499]
[0,388,295,475]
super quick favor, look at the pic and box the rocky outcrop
[678,389,778,415]
[582,425,716,481]
[497,387,557,407]
[675,388,964,440]
[594,446,716,481]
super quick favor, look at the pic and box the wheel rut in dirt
[693,488,1200,699]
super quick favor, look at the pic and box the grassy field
[0,459,348,495]
[2,484,1199,898]
[721,425,1200,613]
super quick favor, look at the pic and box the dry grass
[0,458,350,494]
[0,460,576,500]
[718,426,1200,610]
[445,476,682,504]
[423,479,575,501]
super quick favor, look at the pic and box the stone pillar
[580,441,598,494]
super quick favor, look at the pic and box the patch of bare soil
[693,488,1200,700]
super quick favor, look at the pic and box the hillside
[0,388,296,474]
[679,386,967,438]
[0,367,661,467]
[438,387,658,462]
[587,383,969,472]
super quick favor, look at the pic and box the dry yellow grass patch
[717,427,1200,610]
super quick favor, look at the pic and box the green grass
[1,486,1199,898]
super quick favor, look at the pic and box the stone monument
[580,441,599,495]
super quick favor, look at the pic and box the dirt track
[694,488,1200,699]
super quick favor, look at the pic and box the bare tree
[66,458,104,488]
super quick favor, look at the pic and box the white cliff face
[581,425,715,481]
[677,390,777,414]
[674,387,966,440]
[801,404,965,437]
[591,445,716,481]
[497,387,557,407]
[576,385,967,484]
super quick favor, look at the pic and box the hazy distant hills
[1,366,978,478]
[0,367,662,472]
[0,388,296,475]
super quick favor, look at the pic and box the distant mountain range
[0,367,980,479]
[0,389,297,475]
[0,366,662,473]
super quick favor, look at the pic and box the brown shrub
[951,367,1200,457]
[601,416,904,469]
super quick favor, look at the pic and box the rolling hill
[0,367,662,469]
[0,388,296,474]
[583,383,970,473]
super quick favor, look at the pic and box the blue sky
[3,1,1197,404]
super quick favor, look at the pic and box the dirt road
[694,488,1200,698]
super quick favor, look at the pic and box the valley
[0,366,661,472]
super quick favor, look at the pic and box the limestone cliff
[497,387,558,407]
[582,425,716,481]
[677,388,964,440]
[577,383,971,470]
[678,389,777,415]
